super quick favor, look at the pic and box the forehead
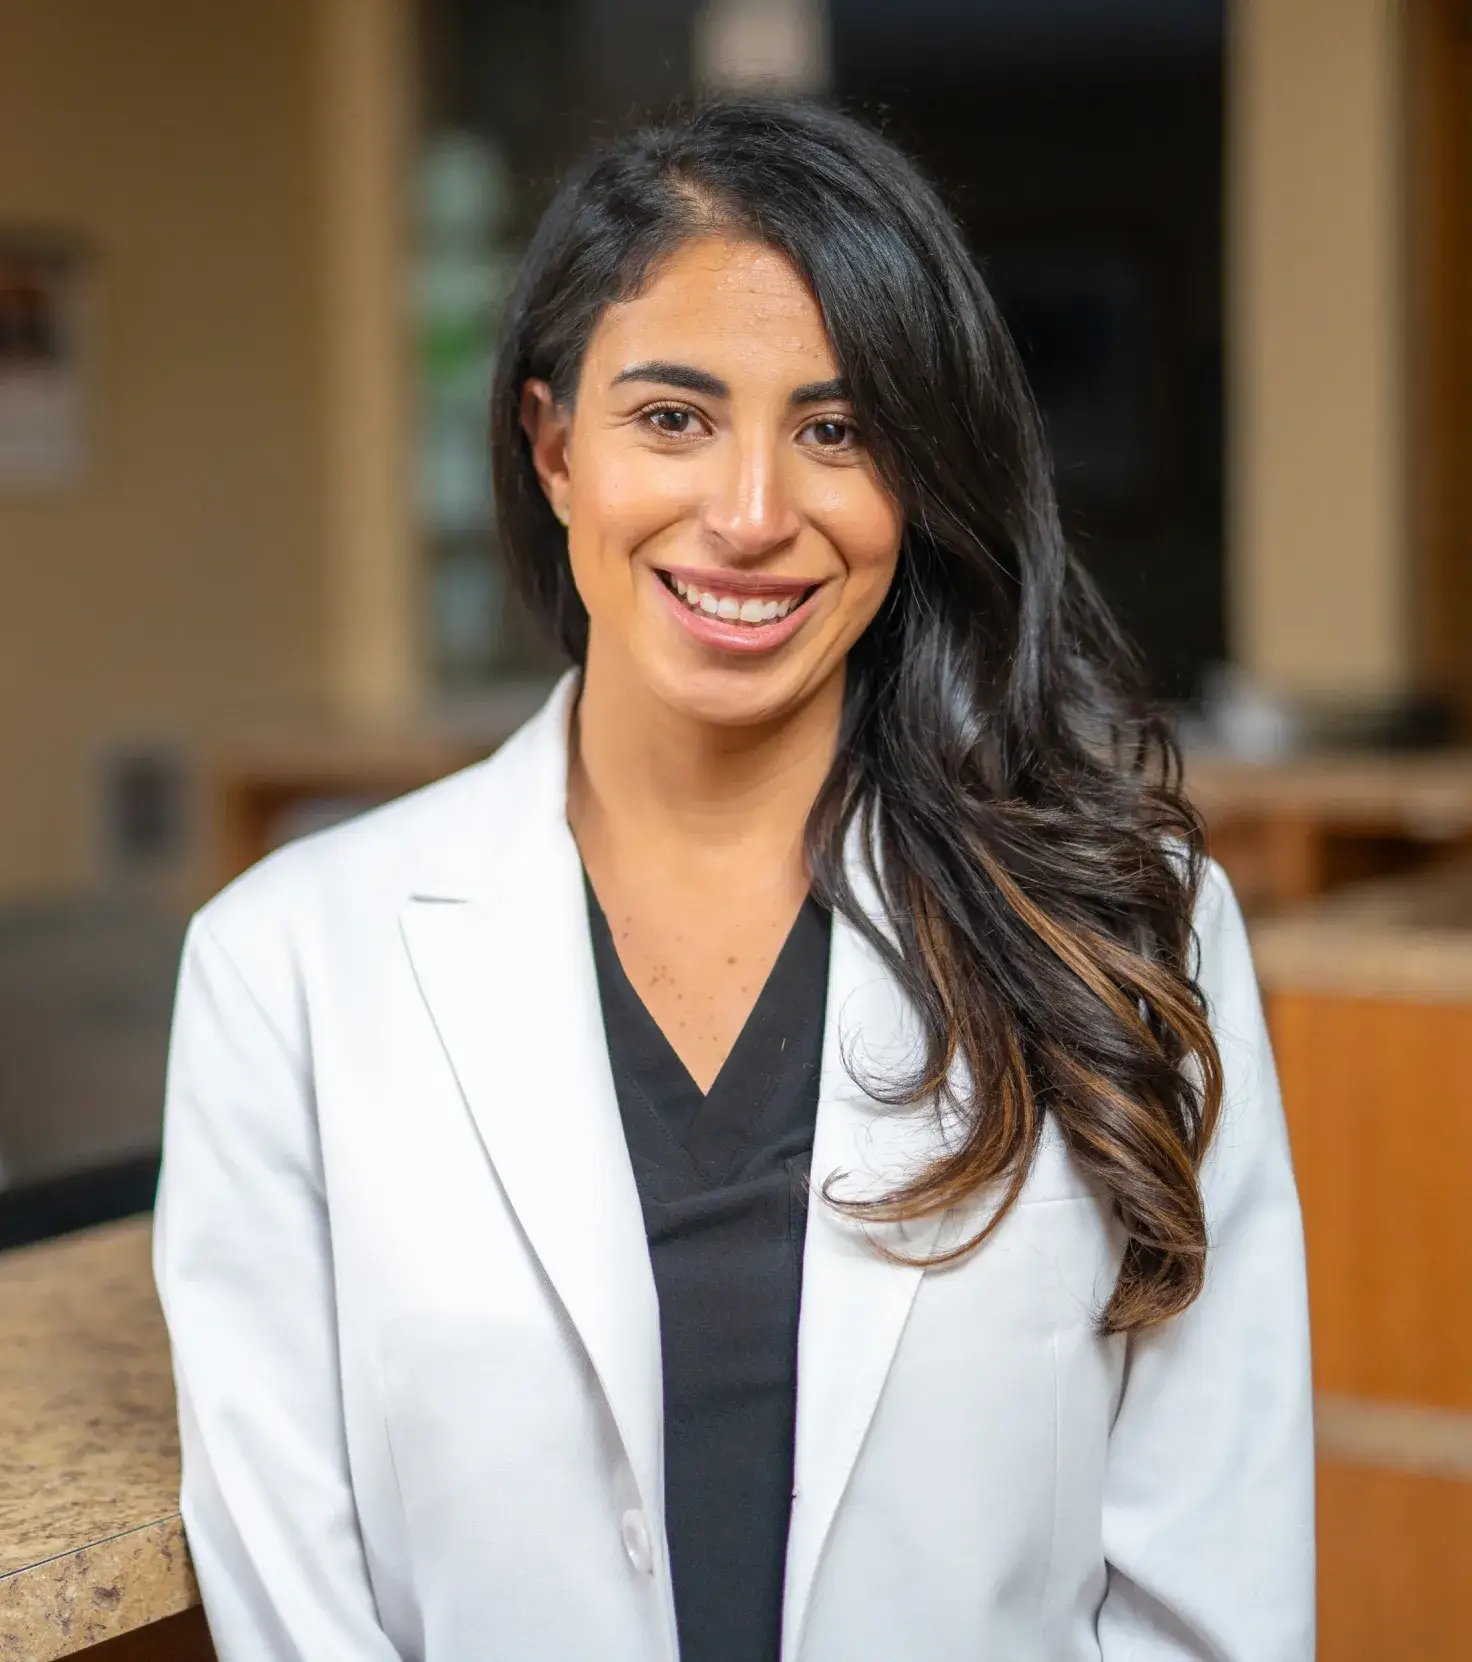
[584,236,838,383]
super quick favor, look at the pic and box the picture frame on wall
[0,235,92,492]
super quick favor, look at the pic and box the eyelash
[639,401,706,439]
[635,401,861,452]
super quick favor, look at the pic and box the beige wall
[1228,0,1410,701]
[0,0,331,901]
[317,0,421,725]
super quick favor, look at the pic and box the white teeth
[669,576,808,624]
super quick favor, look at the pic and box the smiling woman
[519,236,902,725]
[155,99,1314,1662]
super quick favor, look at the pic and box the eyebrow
[610,361,851,407]
[611,361,729,398]
[789,377,849,405]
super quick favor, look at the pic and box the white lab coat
[154,672,1315,1661]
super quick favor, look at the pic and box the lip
[649,566,822,655]
[657,563,816,599]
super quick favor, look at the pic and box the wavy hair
[490,99,1222,1333]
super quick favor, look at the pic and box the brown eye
[648,406,696,435]
[806,417,855,449]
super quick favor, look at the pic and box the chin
[642,651,825,732]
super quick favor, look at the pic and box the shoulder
[190,688,566,983]
[1150,846,1256,1029]
[1179,857,1300,1223]
[171,763,492,1055]
[1192,853,1242,936]
[1189,857,1258,1032]
[197,757,491,940]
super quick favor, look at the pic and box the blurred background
[0,0,1468,1655]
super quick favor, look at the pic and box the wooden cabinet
[1253,874,1472,1659]
[79,1609,214,1660]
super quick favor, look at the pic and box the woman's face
[523,236,905,729]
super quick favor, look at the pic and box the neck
[568,640,844,878]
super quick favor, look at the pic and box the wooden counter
[1251,869,1472,1661]
[1188,748,1472,912]
[205,735,1472,913]
[0,1218,209,1660]
[1252,861,1472,1000]
[204,680,554,893]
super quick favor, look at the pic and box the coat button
[620,1508,654,1575]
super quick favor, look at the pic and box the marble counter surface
[0,1215,196,1660]
[1250,864,1472,1001]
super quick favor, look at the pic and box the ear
[520,379,572,528]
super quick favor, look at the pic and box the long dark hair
[490,99,1221,1333]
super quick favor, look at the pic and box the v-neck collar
[583,873,831,1187]
[401,672,956,1661]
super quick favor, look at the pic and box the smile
[652,566,822,653]
[663,572,811,623]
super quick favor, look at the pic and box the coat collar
[399,672,946,1662]
[782,859,948,1660]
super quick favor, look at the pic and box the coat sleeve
[1096,860,1316,1660]
[153,913,403,1662]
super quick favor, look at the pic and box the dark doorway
[831,0,1226,698]
[419,0,1225,699]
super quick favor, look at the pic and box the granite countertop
[1251,864,1472,1001]
[0,1216,196,1660]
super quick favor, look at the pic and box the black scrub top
[584,878,831,1662]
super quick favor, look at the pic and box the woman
[155,100,1313,1661]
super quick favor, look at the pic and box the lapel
[398,674,666,1531]
[781,847,949,1662]
[398,674,947,1661]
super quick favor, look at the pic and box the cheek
[571,444,694,551]
[566,445,689,618]
[817,475,904,607]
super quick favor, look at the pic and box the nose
[699,427,801,561]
